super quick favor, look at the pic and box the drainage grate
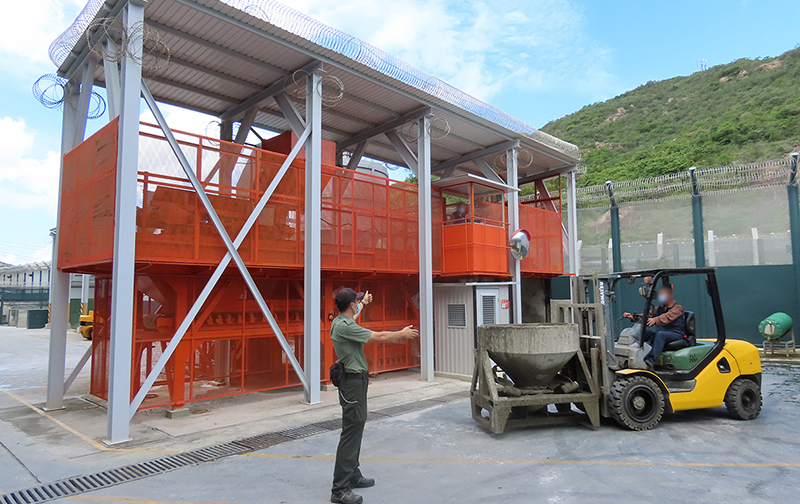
[366,411,389,422]
[278,424,332,439]
[232,432,292,451]
[0,391,465,504]
[186,442,250,462]
[428,391,470,403]
[312,418,343,431]
[373,399,442,417]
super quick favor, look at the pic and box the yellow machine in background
[79,310,93,340]
[588,269,762,430]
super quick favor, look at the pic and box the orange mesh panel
[136,125,424,275]
[90,275,112,400]
[90,272,421,410]
[519,204,564,276]
[59,119,118,269]
[441,221,509,277]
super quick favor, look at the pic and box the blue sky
[0,0,798,265]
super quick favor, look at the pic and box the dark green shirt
[331,313,372,373]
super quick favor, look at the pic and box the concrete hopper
[478,323,580,388]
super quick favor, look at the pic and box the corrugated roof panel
[54,0,580,178]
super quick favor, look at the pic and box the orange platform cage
[59,120,561,410]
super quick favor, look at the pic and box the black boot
[331,489,363,504]
[352,477,375,489]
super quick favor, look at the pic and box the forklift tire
[609,375,665,431]
[724,378,761,420]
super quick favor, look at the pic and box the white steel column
[418,115,434,381]
[506,148,522,323]
[80,275,90,309]
[106,0,144,444]
[45,79,80,412]
[303,70,322,403]
[566,169,579,276]
[102,39,121,119]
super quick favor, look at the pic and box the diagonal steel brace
[130,81,311,417]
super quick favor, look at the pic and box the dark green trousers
[332,374,368,492]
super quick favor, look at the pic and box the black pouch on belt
[329,361,345,388]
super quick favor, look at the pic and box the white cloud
[289,0,618,101]
[0,0,86,65]
[0,117,61,213]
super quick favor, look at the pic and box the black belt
[345,371,368,379]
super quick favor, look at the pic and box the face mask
[353,302,362,316]
[657,294,668,305]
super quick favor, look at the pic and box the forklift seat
[663,311,696,351]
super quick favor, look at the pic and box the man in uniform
[330,288,419,504]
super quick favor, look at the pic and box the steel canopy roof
[54,0,580,179]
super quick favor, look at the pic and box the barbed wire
[88,91,106,119]
[32,74,67,110]
[127,22,171,77]
[398,113,451,142]
[491,148,534,172]
[32,73,106,118]
[566,157,794,209]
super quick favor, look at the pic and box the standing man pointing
[330,288,419,504]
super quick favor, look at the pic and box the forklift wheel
[609,375,665,431]
[724,378,761,420]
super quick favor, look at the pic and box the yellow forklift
[562,268,763,430]
[79,310,94,340]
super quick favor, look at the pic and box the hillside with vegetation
[541,47,800,187]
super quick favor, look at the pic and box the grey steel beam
[106,0,145,445]
[473,158,505,185]
[346,141,367,171]
[567,172,581,275]
[220,60,322,122]
[274,92,305,135]
[45,78,81,413]
[304,71,322,404]
[44,14,98,416]
[432,140,520,173]
[64,346,92,394]
[131,82,312,416]
[385,130,417,175]
[336,106,431,152]
[203,108,257,186]
[101,40,121,119]
[72,58,98,148]
[417,115,434,382]
[506,147,522,323]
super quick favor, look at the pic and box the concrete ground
[2,326,800,503]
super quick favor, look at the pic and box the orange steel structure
[59,120,561,410]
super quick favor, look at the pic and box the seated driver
[624,285,686,370]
